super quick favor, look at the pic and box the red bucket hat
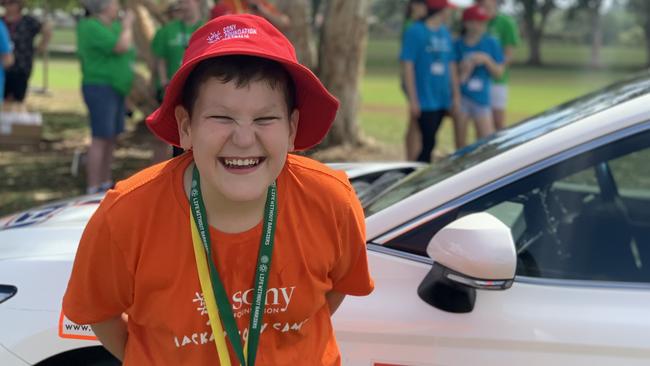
[146,14,340,151]
[426,0,454,10]
[462,4,491,22]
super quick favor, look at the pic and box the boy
[63,14,374,365]
[400,0,460,162]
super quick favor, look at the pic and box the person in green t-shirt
[78,0,136,194]
[150,0,203,162]
[476,0,520,131]
[151,0,203,101]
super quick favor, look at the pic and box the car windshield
[364,72,650,217]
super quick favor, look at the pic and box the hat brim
[146,46,339,151]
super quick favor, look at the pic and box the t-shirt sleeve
[28,16,42,36]
[399,25,418,62]
[84,20,119,56]
[329,188,374,296]
[62,202,134,325]
[490,37,505,64]
[501,16,521,47]
[151,28,166,58]
[0,22,11,54]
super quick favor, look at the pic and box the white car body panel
[335,251,650,366]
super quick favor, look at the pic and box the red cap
[462,4,491,21]
[145,14,340,151]
[426,0,454,10]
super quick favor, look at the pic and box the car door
[335,124,650,366]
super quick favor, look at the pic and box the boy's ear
[288,109,299,151]
[175,105,192,150]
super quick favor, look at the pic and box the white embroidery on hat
[207,24,258,44]
[207,31,222,44]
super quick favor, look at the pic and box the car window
[384,128,650,284]
[608,148,650,197]
[365,73,650,217]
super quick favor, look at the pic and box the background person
[400,0,428,161]
[1,0,52,113]
[78,0,135,194]
[400,0,460,163]
[0,18,14,108]
[476,0,520,130]
[454,4,504,147]
[150,0,203,162]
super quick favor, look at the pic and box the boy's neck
[465,32,482,45]
[184,163,267,234]
[425,16,443,30]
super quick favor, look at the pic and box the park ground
[0,35,646,216]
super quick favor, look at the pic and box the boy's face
[466,20,487,34]
[176,77,298,204]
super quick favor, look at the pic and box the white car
[2,74,650,365]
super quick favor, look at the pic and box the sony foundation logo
[207,24,258,44]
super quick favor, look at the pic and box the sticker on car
[58,311,97,341]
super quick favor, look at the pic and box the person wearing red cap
[63,14,373,366]
[453,4,504,147]
[476,0,520,131]
[400,0,460,162]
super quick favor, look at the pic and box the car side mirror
[417,212,517,313]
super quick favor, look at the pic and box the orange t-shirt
[63,153,374,365]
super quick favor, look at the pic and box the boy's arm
[449,62,461,113]
[402,61,420,119]
[113,10,134,54]
[326,290,346,315]
[91,314,128,361]
[1,52,13,68]
[472,52,504,79]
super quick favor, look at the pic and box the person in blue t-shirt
[400,0,460,163]
[454,4,504,148]
[0,19,15,105]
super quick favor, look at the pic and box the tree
[517,0,556,65]
[568,0,604,68]
[628,0,650,67]
[317,0,370,148]
[276,0,316,69]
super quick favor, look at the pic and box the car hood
[0,195,103,260]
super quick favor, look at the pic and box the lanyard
[189,165,277,366]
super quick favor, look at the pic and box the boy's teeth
[224,158,259,167]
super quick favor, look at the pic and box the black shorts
[5,70,30,101]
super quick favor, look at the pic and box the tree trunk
[589,0,603,69]
[124,0,161,118]
[520,0,555,66]
[275,0,316,69]
[317,0,370,148]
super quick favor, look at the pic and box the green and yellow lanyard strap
[189,165,277,366]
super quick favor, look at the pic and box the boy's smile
[176,76,298,207]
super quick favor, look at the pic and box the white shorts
[461,97,491,120]
[490,84,508,110]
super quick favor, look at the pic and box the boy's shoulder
[285,154,353,194]
[100,154,190,213]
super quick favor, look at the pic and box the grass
[0,32,647,216]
